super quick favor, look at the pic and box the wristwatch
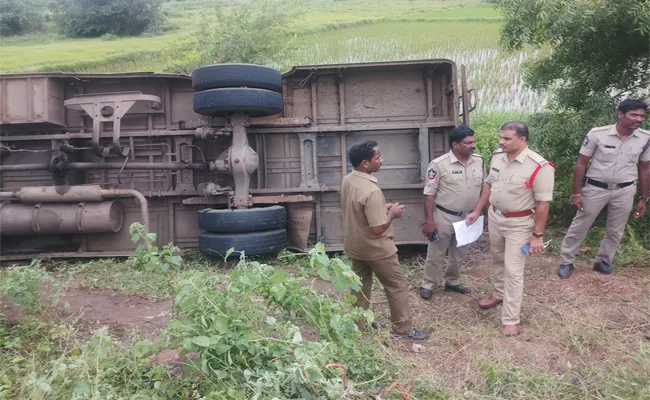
[640,196,650,202]
[532,232,544,238]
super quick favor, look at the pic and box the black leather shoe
[444,283,471,294]
[419,287,433,300]
[392,328,429,341]
[557,263,574,279]
[593,260,615,275]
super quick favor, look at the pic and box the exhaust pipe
[0,185,151,246]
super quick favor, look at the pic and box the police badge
[426,167,437,184]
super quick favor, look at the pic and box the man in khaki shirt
[466,121,555,336]
[341,140,428,340]
[419,125,486,299]
[558,99,650,279]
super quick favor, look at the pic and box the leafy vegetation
[3,240,650,398]
[0,0,45,36]
[193,0,300,72]
[498,0,650,110]
[128,222,183,317]
[52,0,167,38]
[0,238,448,398]
[0,260,63,316]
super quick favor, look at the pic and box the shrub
[0,0,45,36]
[471,111,528,160]
[527,100,617,225]
[0,260,63,315]
[53,0,167,38]
[163,0,301,74]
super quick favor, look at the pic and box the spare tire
[193,88,283,117]
[198,206,286,234]
[199,229,287,258]
[192,64,283,93]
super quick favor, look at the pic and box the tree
[0,0,45,36]
[497,0,650,110]
[162,0,302,74]
[53,0,167,38]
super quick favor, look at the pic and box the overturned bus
[0,60,476,260]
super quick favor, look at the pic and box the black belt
[586,178,634,190]
[435,204,468,217]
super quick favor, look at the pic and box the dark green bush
[0,0,45,36]
[53,0,167,38]
[162,0,301,74]
[527,100,616,225]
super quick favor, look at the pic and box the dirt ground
[1,288,171,340]
[390,238,650,391]
[2,237,649,392]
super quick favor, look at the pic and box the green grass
[0,0,550,112]
[0,0,500,73]
[471,355,650,399]
[3,241,650,398]
[56,251,228,298]
[0,33,184,72]
[294,20,502,52]
[297,2,501,27]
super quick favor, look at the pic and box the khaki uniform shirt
[423,150,486,212]
[579,124,650,183]
[341,170,397,261]
[486,147,555,212]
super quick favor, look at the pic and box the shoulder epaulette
[591,125,611,132]
[490,148,504,160]
[638,128,650,136]
[431,152,450,164]
[471,153,484,159]
[527,152,551,167]
[526,153,555,189]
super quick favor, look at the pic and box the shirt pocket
[507,174,529,195]
[595,145,618,164]
[441,172,464,190]
[627,149,642,164]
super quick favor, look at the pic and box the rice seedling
[281,22,550,112]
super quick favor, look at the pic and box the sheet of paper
[452,216,484,247]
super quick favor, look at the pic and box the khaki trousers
[421,208,470,289]
[560,183,636,267]
[352,253,413,335]
[488,207,534,325]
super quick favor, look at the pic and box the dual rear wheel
[191,64,283,118]
[197,206,288,258]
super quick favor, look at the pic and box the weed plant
[0,241,443,398]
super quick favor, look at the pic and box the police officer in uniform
[558,99,650,278]
[419,125,486,299]
[465,121,555,336]
[340,140,428,340]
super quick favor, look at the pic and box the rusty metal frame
[298,133,319,188]
[461,65,471,126]
[182,194,314,205]
[228,113,259,208]
[0,59,468,258]
[0,122,450,142]
[64,91,162,157]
